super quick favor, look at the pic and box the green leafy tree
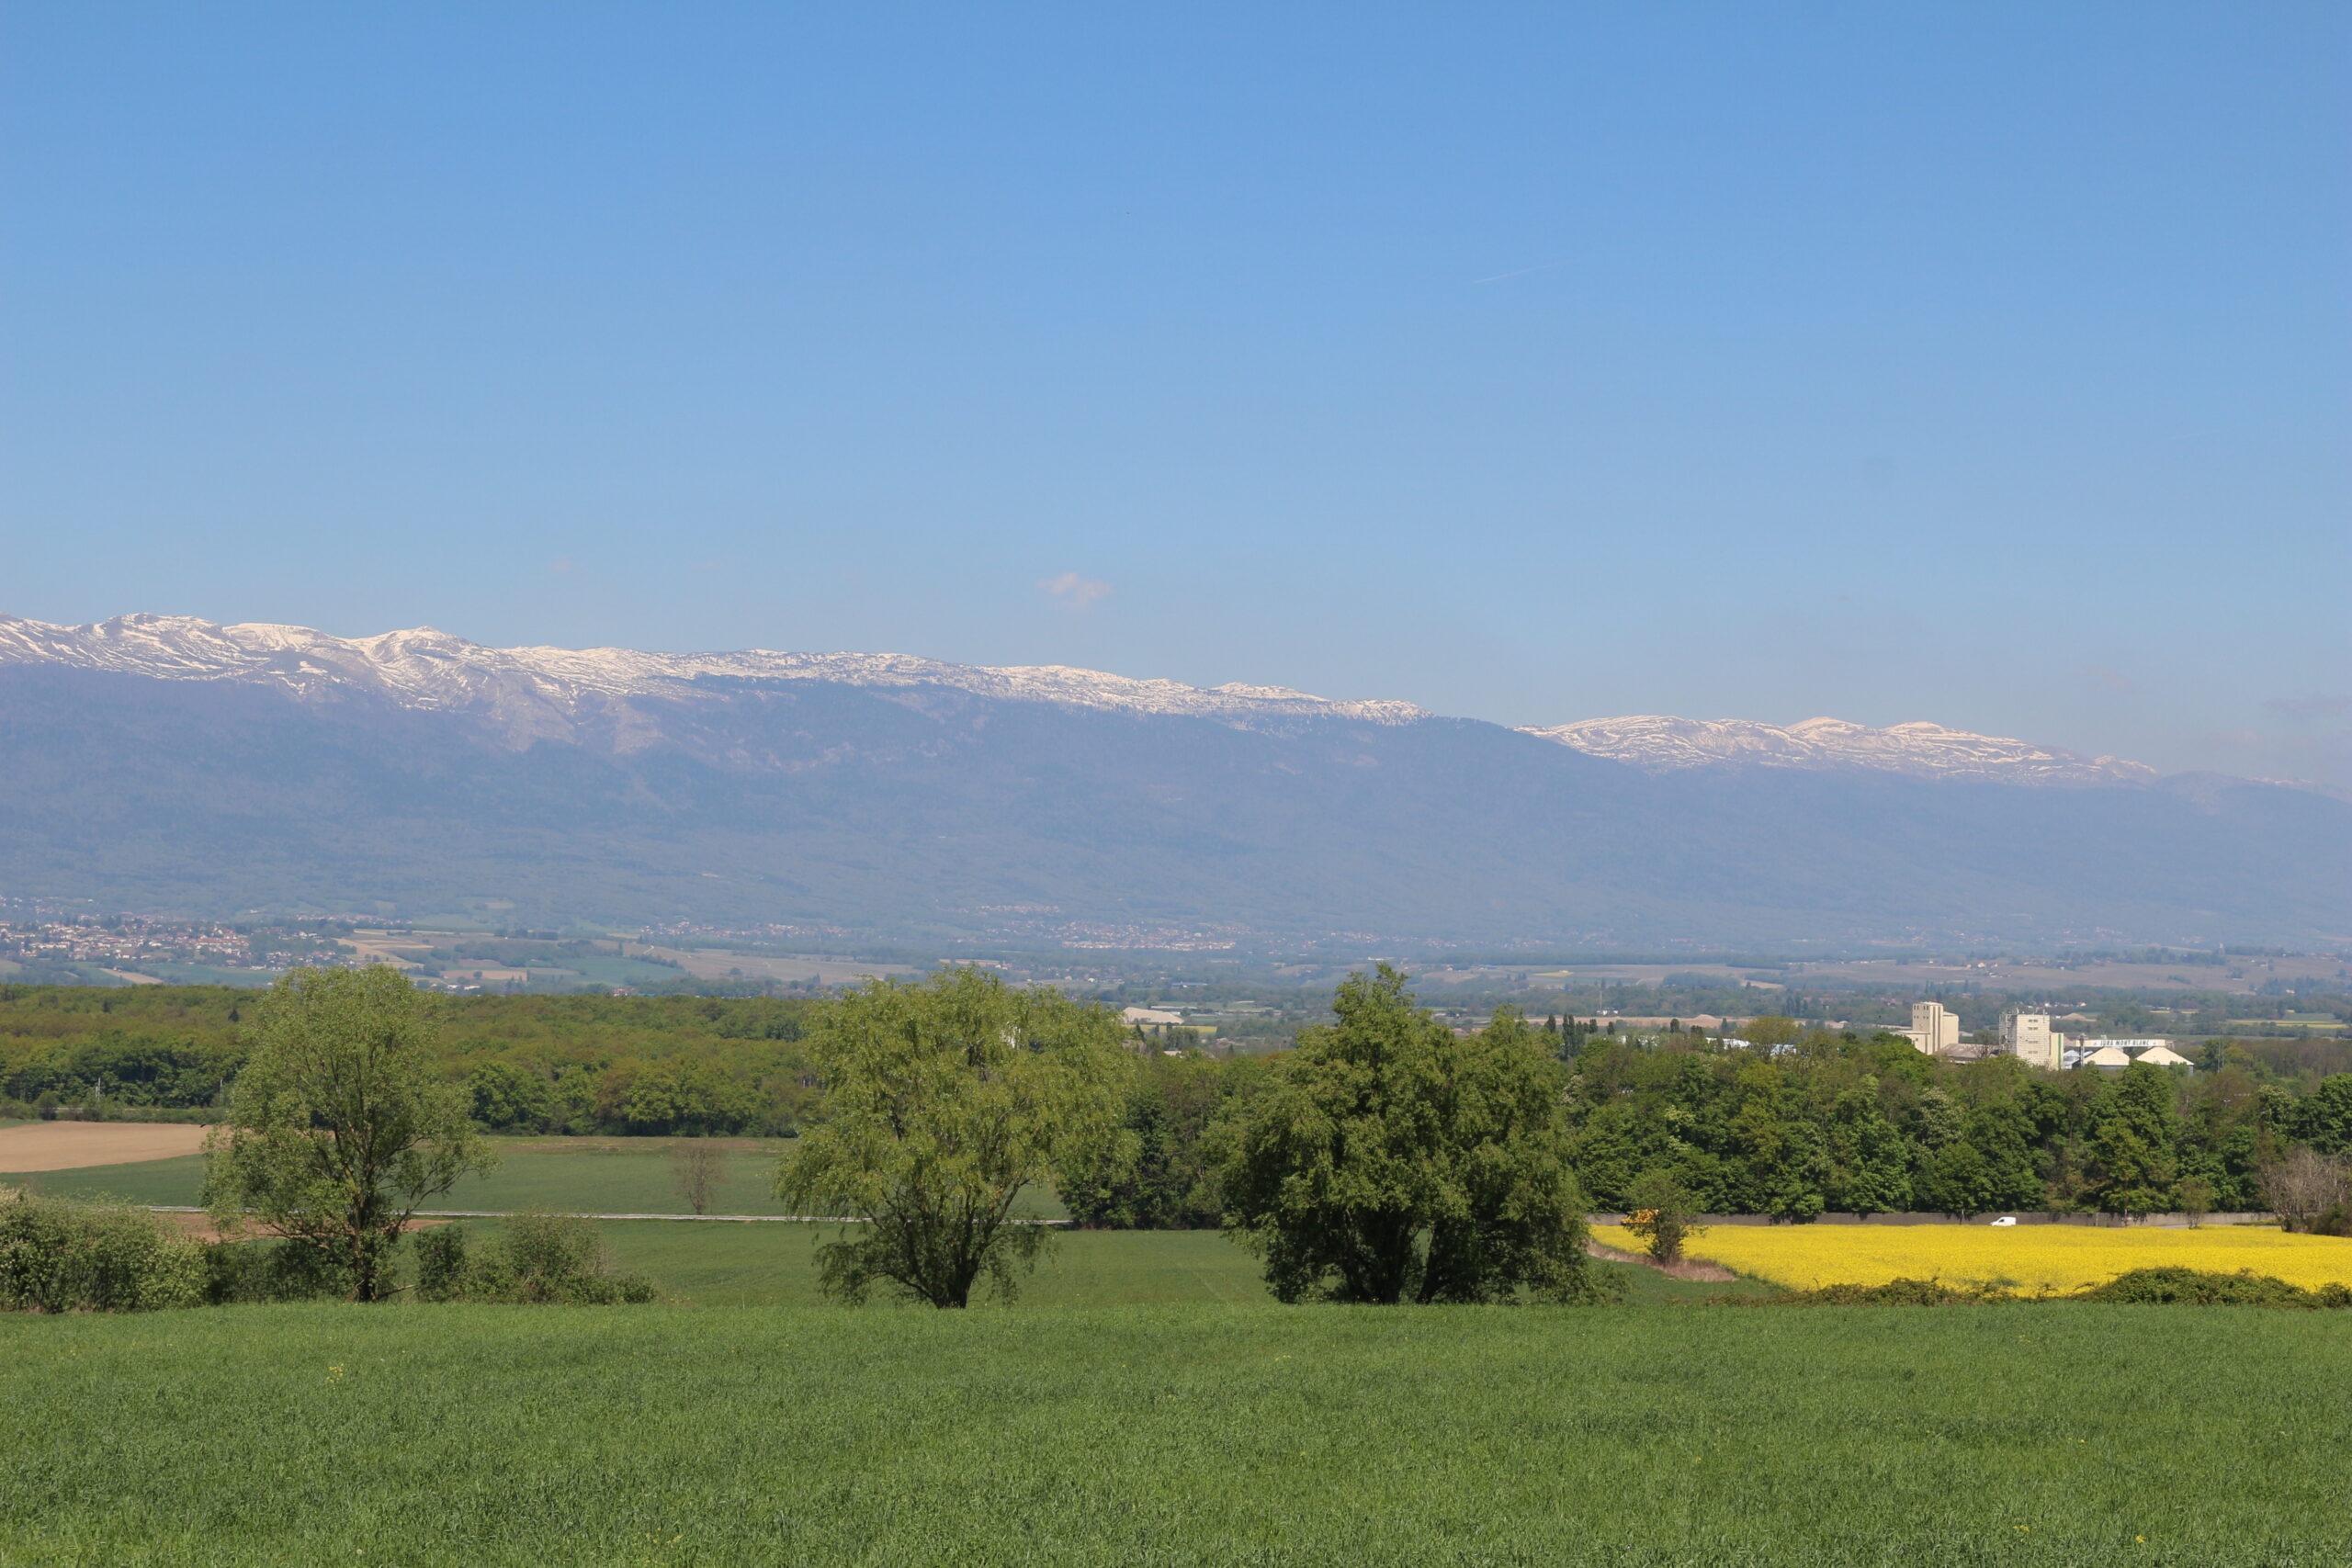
[1826,1083,1911,1218]
[1919,1139,1996,1219]
[774,968,1130,1308]
[202,966,493,1302]
[1622,1168,1703,1262]
[1726,1062,1827,1222]
[2086,1062,2181,1219]
[1960,1101,2045,1213]
[1214,970,1611,1304]
[1059,1052,1226,1229]
[2298,1075,2352,1157]
[466,1059,552,1131]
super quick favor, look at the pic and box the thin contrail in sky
[1473,260,1567,285]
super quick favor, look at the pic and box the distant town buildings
[2000,1009,2064,1070]
[1897,1004,2190,1073]
[1895,1000,1962,1055]
[2064,1038,2192,1070]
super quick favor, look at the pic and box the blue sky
[3,2,2345,784]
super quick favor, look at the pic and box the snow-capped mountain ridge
[0,613,2338,946]
[0,613,1430,728]
[1521,714,2159,785]
[0,611,2167,784]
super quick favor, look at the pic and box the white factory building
[1898,1005,2192,1072]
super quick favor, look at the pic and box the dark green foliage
[1562,1026,2312,1217]
[2074,1268,2352,1308]
[2298,1074,2352,1156]
[4,1032,236,1109]
[200,1237,346,1304]
[0,1190,205,1312]
[1768,1277,2007,1306]
[1824,1081,1910,1217]
[1059,1053,1227,1229]
[2086,1062,2181,1218]
[0,985,818,1139]
[1215,969,1614,1304]
[1765,1268,2352,1309]
[413,1224,470,1303]
[411,1214,656,1304]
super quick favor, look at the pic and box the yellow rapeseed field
[1593,1222,2352,1293]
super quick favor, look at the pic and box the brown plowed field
[0,1122,211,1172]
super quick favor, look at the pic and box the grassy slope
[4,1303,2345,1567]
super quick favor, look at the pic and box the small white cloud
[1038,570,1113,608]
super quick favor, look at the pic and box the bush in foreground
[2074,1266,2352,1307]
[0,1188,206,1312]
[413,1213,656,1304]
[1758,1267,2352,1308]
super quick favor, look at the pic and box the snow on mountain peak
[0,613,1430,727]
[0,612,2172,784]
[1521,713,2159,785]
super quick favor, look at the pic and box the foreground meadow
[1590,1222,2352,1293]
[5,1303,2346,1567]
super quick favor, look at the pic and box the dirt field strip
[1586,1239,1739,1281]
[0,1121,211,1172]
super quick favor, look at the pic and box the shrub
[202,1238,349,1304]
[413,1224,471,1303]
[0,1189,207,1313]
[1623,1169,1703,1264]
[2073,1267,2352,1308]
[1767,1277,2006,1306]
[411,1213,656,1305]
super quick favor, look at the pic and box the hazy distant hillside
[0,615,2344,948]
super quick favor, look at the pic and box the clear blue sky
[4,3,2345,784]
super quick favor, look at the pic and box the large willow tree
[203,965,492,1302]
[775,967,1130,1308]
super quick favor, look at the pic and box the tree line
[17,964,2352,1315]
[0,985,820,1136]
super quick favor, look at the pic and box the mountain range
[2,613,2344,950]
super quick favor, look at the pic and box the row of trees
[44,962,2352,1314]
[777,964,1614,1308]
[1565,1027,2348,1221]
[0,986,820,1135]
[1061,1017,2352,1230]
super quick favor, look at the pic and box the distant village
[1122,998,2201,1071]
[1892,1000,2193,1070]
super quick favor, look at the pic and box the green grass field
[577,1223,1771,1309]
[5,1301,2345,1566]
[6,1136,1065,1219]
